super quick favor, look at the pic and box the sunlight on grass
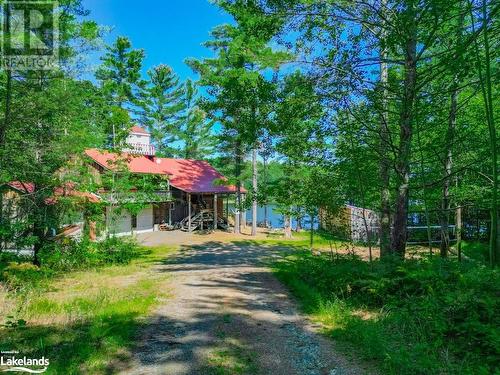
[0,245,176,374]
[204,338,259,375]
[271,248,499,374]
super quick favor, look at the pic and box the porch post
[214,193,218,230]
[241,193,247,229]
[188,193,192,232]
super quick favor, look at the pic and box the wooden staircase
[180,209,229,232]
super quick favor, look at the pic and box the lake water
[229,204,318,229]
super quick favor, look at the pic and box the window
[131,214,137,229]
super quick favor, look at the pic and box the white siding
[137,205,153,231]
[106,208,132,234]
[126,133,150,145]
[106,205,154,235]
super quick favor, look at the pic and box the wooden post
[89,221,97,241]
[241,193,246,229]
[214,194,218,230]
[188,193,192,232]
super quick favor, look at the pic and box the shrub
[39,237,140,271]
[0,237,141,292]
[1,261,53,291]
[95,236,139,265]
[273,251,500,374]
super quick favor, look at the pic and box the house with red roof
[84,126,242,235]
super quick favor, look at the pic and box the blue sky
[82,0,232,80]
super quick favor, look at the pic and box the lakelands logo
[1,1,59,70]
[0,352,49,373]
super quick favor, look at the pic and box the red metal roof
[155,158,240,194]
[6,181,35,194]
[49,182,101,204]
[130,125,149,135]
[4,181,100,204]
[85,149,242,194]
[85,149,165,175]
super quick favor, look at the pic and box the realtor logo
[1,1,59,70]
[0,352,49,373]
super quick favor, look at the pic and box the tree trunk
[284,215,292,239]
[379,0,391,258]
[263,151,268,228]
[440,86,458,257]
[309,213,314,250]
[240,204,246,229]
[234,205,240,234]
[456,199,463,262]
[471,0,498,266]
[32,211,46,267]
[234,141,242,235]
[415,106,433,255]
[391,10,417,259]
[361,207,373,263]
[440,9,463,258]
[264,204,268,227]
[296,214,302,232]
[251,147,257,236]
[481,0,498,266]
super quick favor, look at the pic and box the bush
[0,237,141,291]
[39,237,140,271]
[273,251,500,374]
[1,261,53,292]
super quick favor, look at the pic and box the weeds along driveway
[119,232,373,375]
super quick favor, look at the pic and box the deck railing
[102,190,171,204]
[122,143,156,156]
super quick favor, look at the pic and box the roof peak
[130,125,149,135]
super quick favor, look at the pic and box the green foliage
[461,241,490,263]
[0,260,52,293]
[0,245,174,374]
[137,64,186,156]
[273,251,500,374]
[177,79,216,159]
[96,36,145,146]
[39,237,140,271]
[188,0,289,213]
[0,237,141,291]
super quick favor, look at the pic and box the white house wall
[106,207,132,234]
[106,205,154,235]
[137,205,153,231]
[126,133,150,145]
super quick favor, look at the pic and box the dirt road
[119,231,372,375]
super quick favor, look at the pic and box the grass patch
[0,244,176,374]
[264,229,342,248]
[272,250,499,375]
[461,240,490,263]
[204,339,259,375]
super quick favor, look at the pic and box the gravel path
[119,233,372,375]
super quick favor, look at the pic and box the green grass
[0,245,176,374]
[265,229,342,247]
[271,249,500,375]
[461,240,490,263]
[204,341,259,375]
[237,229,347,254]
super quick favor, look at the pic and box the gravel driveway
[119,232,372,375]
